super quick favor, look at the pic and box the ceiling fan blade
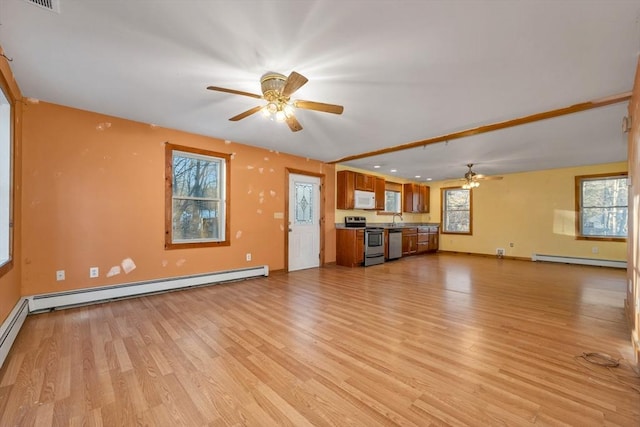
[281,71,308,98]
[286,115,303,132]
[229,105,263,121]
[476,176,503,181]
[295,100,344,115]
[207,86,263,99]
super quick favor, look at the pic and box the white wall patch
[106,266,121,278]
[121,258,136,274]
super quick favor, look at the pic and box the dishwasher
[388,229,403,260]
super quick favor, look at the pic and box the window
[385,190,401,213]
[575,172,627,240]
[165,143,230,249]
[380,181,402,214]
[0,87,12,273]
[441,187,472,234]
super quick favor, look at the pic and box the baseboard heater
[532,254,626,269]
[28,265,269,312]
[0,298,29,368]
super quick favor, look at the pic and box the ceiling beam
[329,91,632,164]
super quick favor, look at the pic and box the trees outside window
[576,172,627,240]
[165,144,230,249]
[385,190,401,213]
[441,187,472,234]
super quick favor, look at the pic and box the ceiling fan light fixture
[267,102,278,114]
[208,70,343,132]
[283,103,295,118]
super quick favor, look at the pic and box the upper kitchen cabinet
[337,170,385,210]
[374,177,385,210]
[403,183,430,213]
[337,170,356,209]
[355,173,375,191]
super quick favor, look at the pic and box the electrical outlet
[496,248,505,258]
[592,246,599,254]
[89,267,99,278]
[246,253,252,261]
[56,270,65,281]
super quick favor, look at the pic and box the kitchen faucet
[392,213,403,225]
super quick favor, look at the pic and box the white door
[288,173,321,271]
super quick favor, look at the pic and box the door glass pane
[295,182,313,224]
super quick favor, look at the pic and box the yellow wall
[428,162,628,260]
[0,53,22,324]
[20,101,335,296]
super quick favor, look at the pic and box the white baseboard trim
[0,298,29,369]
[532,254,626,269]
[28,265,269,312]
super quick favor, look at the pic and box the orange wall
[20,101,335,296]
[0,54,22,324]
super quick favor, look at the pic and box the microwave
[354,190,376,209]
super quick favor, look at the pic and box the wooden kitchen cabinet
[417,227,430,253]
[337,170,385,210]
[336,228,365,267]
[401,225,439,257]
[428,227,439,251]
[384,229,389,260]
[418,225,439,253]
[375,177,385,210]
[403,183,430,213]
[402,227,418,256]
[337,170,356,210]
[355,173,375,191]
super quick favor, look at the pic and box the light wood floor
[1,254,639,426]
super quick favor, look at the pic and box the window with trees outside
[441,187,472,234]
[382,181,402,214]
[385,190,401,213]
[575,172,627,241]
[165,143,230,249]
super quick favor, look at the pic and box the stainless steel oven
[364,227,385,266]
[344,216,385,267]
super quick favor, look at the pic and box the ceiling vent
[21,0,60,13]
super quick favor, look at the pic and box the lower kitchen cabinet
[336,228,365,267]
[402,228,417,256]
[418,226,439,253]
[417,229,430,254]
[404,225,439,256]
[428,229,439,251]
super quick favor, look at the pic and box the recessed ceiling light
[390,169,397,173]
[415,175,421,178]
[426,178,432,181]
[373,165,381,169]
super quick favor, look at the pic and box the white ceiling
[1,0,638,181]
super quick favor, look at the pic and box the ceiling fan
[207,71,344,132]
[454,164,503,189]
